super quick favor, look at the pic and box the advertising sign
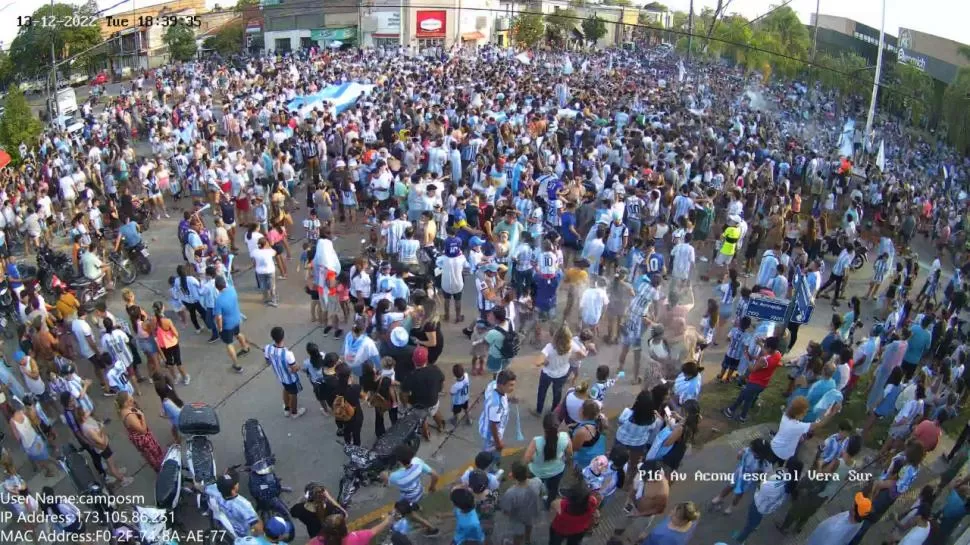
[375,11,401,35]
[416,10,446,38]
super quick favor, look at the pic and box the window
[274,37,292,52]
[300,37,314,49]
[417,38,444,48]
[373,37,399,48]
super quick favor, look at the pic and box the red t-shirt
[747,351,782,387]
[912,420,941,451]
[551,495,599,535]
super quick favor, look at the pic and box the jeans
[819,272,845,301]
[787,322,801,349]
[548,528,585,545]
[729,383,766,419]
[540,469,565,509]
[343,415,363,446]
[536,372,567,414]
[204,307,218,338]
[183,301,205,330]
[735,500,764,543]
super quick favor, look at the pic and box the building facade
[809,13,898,67]
[896,27,970,84]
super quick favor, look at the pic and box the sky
[0,0,966,52]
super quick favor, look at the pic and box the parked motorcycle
[178,403,221,516]
[337,408,426,508]
[228,419,293,540]
[0,279,17,338]
[57,443,112,523]
[126,241,153,275]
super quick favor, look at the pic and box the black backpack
[496,326,520,360]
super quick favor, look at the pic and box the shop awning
[461,31,485,41]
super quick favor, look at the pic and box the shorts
[256,273,273,290]
[620,321,643,347]
[99,445,114,460]
[323,296,340,314]
[722,355,740,371]
[221,326,240,344]
[452,402,468,415]
[138,337,159,355]
[615,439,647,456]
[486,355,508,374]
[272,243,285,255]
[429,401,440,416]
[305,286,320,301]
[443,290,462,301]
[603,250,618,262]
[282,381,302,395]
[89,353,108,370]
[715,253,734,266]
[162,344,182,366]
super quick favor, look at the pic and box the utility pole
[686,0,694,62]
[49,0,58,123]
[864,0,886,157]
[811,0,820,61]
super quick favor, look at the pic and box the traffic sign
[744,295,790,323]
[791,275,815,325]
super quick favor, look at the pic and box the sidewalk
[400,422,962,545]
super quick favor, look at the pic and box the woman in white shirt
[733,458,804,543]
[251,238,278,307]
[534,326,584,416]
[770,395,840,463]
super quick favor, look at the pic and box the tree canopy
[9,3,103,79]
[582,15,607,45]
[942,50,970,153]
[164,26,198,62]
[545,7,579,43]
[0,87,42,164]
[511,13,545,49]
[204,21,245,56]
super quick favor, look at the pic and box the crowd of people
[1,36,970,545]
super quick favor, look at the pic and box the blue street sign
[744,295,790,323]
[791,276,815,325]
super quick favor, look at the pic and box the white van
[50,87,78,117]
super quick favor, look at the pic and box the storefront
[416,10,446,49]
[371,11,401,48]
[311,26,357,48]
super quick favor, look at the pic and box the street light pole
[811,0,820,61]
[864,0,887,157]
[686,0,694,63]
[49,0,58,122]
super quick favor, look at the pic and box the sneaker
[105,475,118,484]
[722,407,734,418]
[103,388,118,397]
[267,301,279,307]
[232,364,245,374]
[207,336,219,344]
[238,348,251,357]
[334,329,344,339]
[195,328,203,334]
[292,407,307,418]
[182,374,191,385]
[324,326,333,335]
[118,476,135,488]
[700,256,709,262]
[283,406,291,416]
[738,415,748,423]
[423,528,441,537]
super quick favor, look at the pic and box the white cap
[390,327,409,348]
[727,214,742,224]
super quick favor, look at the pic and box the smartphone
[664,406,672,418]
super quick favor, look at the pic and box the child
[719,316,751,383]
[697,298,719,366]
[167,276,188,325]
[450,364,471,426]
[866,252,890,300]
[335,272,352,324]
[298,242,311,272]
[467,469,499,534]
[582,449,627,507]
[469,320,489,376]
[467,237,485,274]
[710,438,773,515]
[567,330,597,385]
[499,462,541,545]
[816,420,853,470]
[450,487,484,545]
[62,364,94,415]
[461,452,503,487]
[589,364,615,405]
[579,275,610,337]
[384,444,441,536]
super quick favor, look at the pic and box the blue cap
[13,350,25,363]
[263,516,293,540]
[469,236,486,247]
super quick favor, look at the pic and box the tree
[9,3,103,79]
[582,15,607,45]
[0,87,42,164]
[204,21,245,56]
[545,7,578,43]
[751,6,811,78]
[643,2,669,10]
[942,66,970,154]
[884,63,934,126]
[703,0,734,51]
[603,0,632,6]
[164,26,198,62]
[234,0,260,12]
[511,13,545,49]
[0,51,13,91]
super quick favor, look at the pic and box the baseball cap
[854,492,872,517]
[468,469,490,494]
[483,263,499,273]
[412,346,429,367]
[469,236,486,247]
[264,516,293,540]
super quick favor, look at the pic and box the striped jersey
[264,344,298,385]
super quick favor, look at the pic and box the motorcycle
[109,250,138,286]
[126,241,153,276]
[850,240,871,271]
[228,419,293,541]
[57,443,112,523]
[178,403,221,516]
[0,279,17,338]
[337,408,426,508]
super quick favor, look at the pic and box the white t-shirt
[771,415,811,460]
[440,255,466,295]
[252,248,276,275]
[670,242,696,279]
[580,287,609,325]
[541,343,574,379]
[245,232,265,256]
[71,318,96,359]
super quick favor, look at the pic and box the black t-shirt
[411,320,443,365]
[380,342,416,382]
[220,200,235,225]
[402,365,445,409]
[334,382,363,414]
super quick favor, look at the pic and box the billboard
[416,10,446,38]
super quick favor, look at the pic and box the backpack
[496,326,520,360]
[332,395,356,422]
[369,378,391,412]
[178,224,190,246]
